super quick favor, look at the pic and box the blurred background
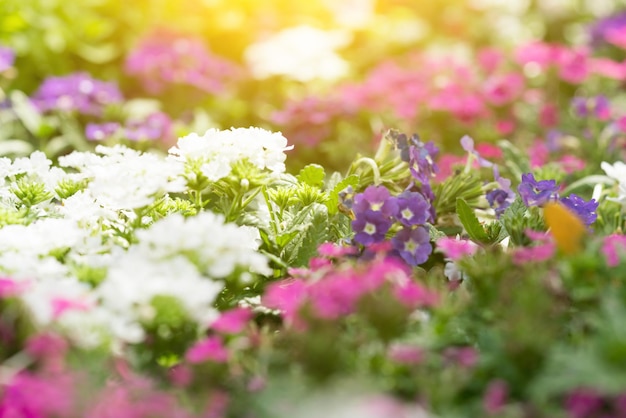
[2,0,626,171]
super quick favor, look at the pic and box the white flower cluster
[0,127,280,348]
[169,127,293,181]
[244,25,351,82]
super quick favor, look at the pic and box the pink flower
[483,380,508,415]
[388,343,424,365]
[394,281,438,308]
[590,58,626,80]
[539,104,559,128]
[529,140,549,168]
[211,307,253,334]
[435,154,467,182]
[512,243,556,265]
[169,365,193,387]
[515,41,555,69]
[444,346,479,368]
[51,297,92,318]
[263,279,307,322]
[482,73,525,106]
[436,237,479,260]
[0,277,29,298]
[555,47,590,84]
[478,47,504,74]
[605,27,626,49]
[617,115,626,133]
[185,336,229,364]
[475,143,503,159]
[495,119,516,135]
[317,242,358,257]
[602,234,626,267]
[559,155,586,174]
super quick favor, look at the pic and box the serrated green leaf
[456,198,489,242]
[326,174,359,216]
[297,164,325,188]
[283,203,329,267]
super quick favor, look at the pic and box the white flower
[60,145,185,211]
[0,218,86,256]
[601,161,626,206]
[169,127,293,182]
[97,255,222,343]
[134,212,271,277]
[244,25,351,82]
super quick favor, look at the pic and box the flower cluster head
[518,173,559,207]
[31,72,123,115]
[351,185,432,266]
[589,9,626,47]
[125,29,240,94]
[168,127,293,182]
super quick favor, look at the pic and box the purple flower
[461,135,493,168]
[0,46,15,72]
[124,111,172,142]
[352,210,393,246]
[409,140,439,183]
[353,185,398,217]
[589,10,626,47]
[391,226,432,266]
[388,131,423,163]
[517,173,559,207]
[560,194,598,226]
[571,96,611,120]
[85,122,121,141]
[393,191,430,226]
[31,72,123,115]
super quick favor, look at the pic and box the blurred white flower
[244,25,351,82]
[601,161,626,206]
[323,0,375,28]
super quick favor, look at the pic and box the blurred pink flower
[0,277,28,298]
[605,27,626,49]
[555,47,590,84]
[478,47,504,74]
[483,380,508,415]
[186,336,229,364]
[602,234,626,267]
[436,237,479,260]
[388,343,424,365]
[590,58,626,80]
[211,307,253,334]
[512,242,555,265]
[482,73,525,106]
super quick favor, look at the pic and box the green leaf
[297,164,325,188]
[0,139,34,157]
[283,203,329,267]
[10,91,42,134]
[326,174,359,216]
[456,198,489,242]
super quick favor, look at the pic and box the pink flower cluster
[263,243,438,325]
[125,29,241,95]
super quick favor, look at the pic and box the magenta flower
[512,242,556,265]
[317,242,358,257]
[262,279,307,322]
[602,234,626,267]
[0,277,29,298]
[185,336,229,363]
[211,307,253,334]
[482,73,524,106]
[483,380,508,415]
[394,280,438,308]
[436,237,479,260]
[564,388,604,418]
